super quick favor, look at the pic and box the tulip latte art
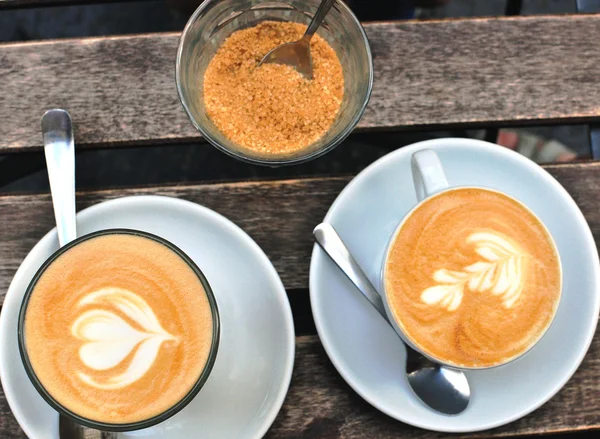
[385,188,561,368]
[420,231,527,312]
[24,233,214,424]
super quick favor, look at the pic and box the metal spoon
[313,223,470,415]
[42,109,117,439]
[258,0,336,79]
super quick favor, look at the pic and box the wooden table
[1,2,599,438]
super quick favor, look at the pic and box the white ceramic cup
[380,148,562,370]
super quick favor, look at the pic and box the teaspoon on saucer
[313,223,470,415]
[42,109,118,439]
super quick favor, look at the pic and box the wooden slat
[2,162,600,302]
[0,177,346,297]
[0,332,598,438]
[2,15,600,153]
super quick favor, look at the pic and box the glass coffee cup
[18,229,220,432]
[176,0,373,166]
[380,149,563,370]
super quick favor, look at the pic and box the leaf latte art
[72,288,178,390]
[421,232,527,311]
[385,188,561,368]
[24,233,215,424]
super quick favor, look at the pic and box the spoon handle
[304,0,337,40]
[42,109,77,247]
[42,111,120,436]
[313,223,388,319]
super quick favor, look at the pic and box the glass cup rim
[17,228,221,432]
[175,0,374,167]
[380,185,563,371]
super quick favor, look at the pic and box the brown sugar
[203,21,344,156]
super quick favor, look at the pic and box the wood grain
[2,15,600,152]
[1,161,600,302]
[0,333,598,438]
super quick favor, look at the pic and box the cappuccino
[22,232,216,425]
[384,188,561,368]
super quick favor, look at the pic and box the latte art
[421,231,527,311]
[24,233,215,424]
[72,288,178,390]
[385,188,561,368]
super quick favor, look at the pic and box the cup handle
[411,149,449,201]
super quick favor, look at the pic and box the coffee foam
[24,234,214,424]
[385,188,561,368]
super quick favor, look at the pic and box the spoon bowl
[260,36,313,79]
[259,0,336,79]
[406,363,470,415]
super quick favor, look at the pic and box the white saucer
[0,196,295,439]
[310,138,600,432]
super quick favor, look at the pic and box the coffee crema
[24,233,214,424]
[384,188,561,368]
